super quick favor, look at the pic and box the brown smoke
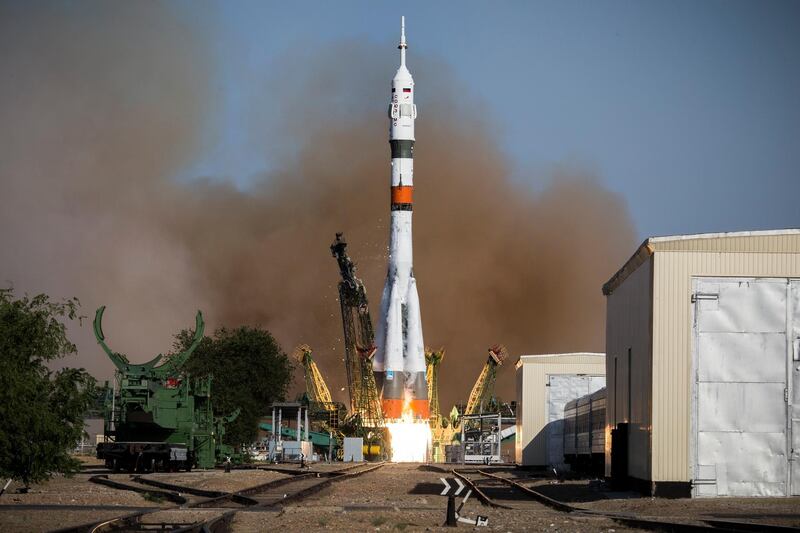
[0,4,637,411]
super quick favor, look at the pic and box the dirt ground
[0,467,165,533]
[149,468,290,492]
[0,472,165,508]
[521,477,800,528]
[1,462,798,532]
[232,464,638,532]
[0,509,134,533]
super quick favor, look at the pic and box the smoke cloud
[0,4,636,411]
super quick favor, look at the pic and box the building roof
[602,228,800,296]
[515,352,605,369]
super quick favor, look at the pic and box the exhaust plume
[0,4,637,410]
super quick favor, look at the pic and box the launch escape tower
[330,232,385,432]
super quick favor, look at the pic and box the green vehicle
[94,306,237,472]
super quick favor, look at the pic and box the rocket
[374,17,430,421]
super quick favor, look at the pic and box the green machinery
[95,306,237,471]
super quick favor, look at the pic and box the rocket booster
[374,17,429,421]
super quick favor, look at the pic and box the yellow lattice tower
[293,344,334,406]
[425,347,444,425]
[465,344,508,415]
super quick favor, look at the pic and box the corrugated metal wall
[653,232,800,253]
[605,255,653,479]
[652,250,800,482]
[515,364,524,463]
[515,354,605,466]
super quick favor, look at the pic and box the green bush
[0,289,96,486]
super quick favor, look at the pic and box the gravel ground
[145,468,291,492]
[0,473,165,507]
[525,478,800,528]
[0,509,137,533]
[134,508,227,528]
[0,471,169,533]
[581,493,800,527]
[232,508,627,533]
[231,464,642,532]
[2,463,799,532]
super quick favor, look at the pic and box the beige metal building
[603,229,800,497]
[515,353,605,466]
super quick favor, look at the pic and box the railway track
[53,462,385,532]
[453,469,800,533]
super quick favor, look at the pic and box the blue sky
[176,0,799,239]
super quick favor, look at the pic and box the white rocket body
[373,17,429,421]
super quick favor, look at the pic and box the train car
[563,387,605,475]
[589,389,605,459]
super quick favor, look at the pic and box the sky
[1,0,798,402]
[176,0,800,239]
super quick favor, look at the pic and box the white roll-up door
[790,280,800,496]
[692,277,795,497]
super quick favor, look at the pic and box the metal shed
[515,353,605,467]
[603,229,800,497]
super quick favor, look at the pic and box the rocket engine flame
[386,392,432,462]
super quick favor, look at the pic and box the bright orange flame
[386,393,431,462]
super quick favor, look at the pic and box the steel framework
[330,233,384,429]
[465,345,508,416]
[425,348,444,425]
[294,344,334,406]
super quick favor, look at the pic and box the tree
[171,326,294,447]
[0,289,97,487]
